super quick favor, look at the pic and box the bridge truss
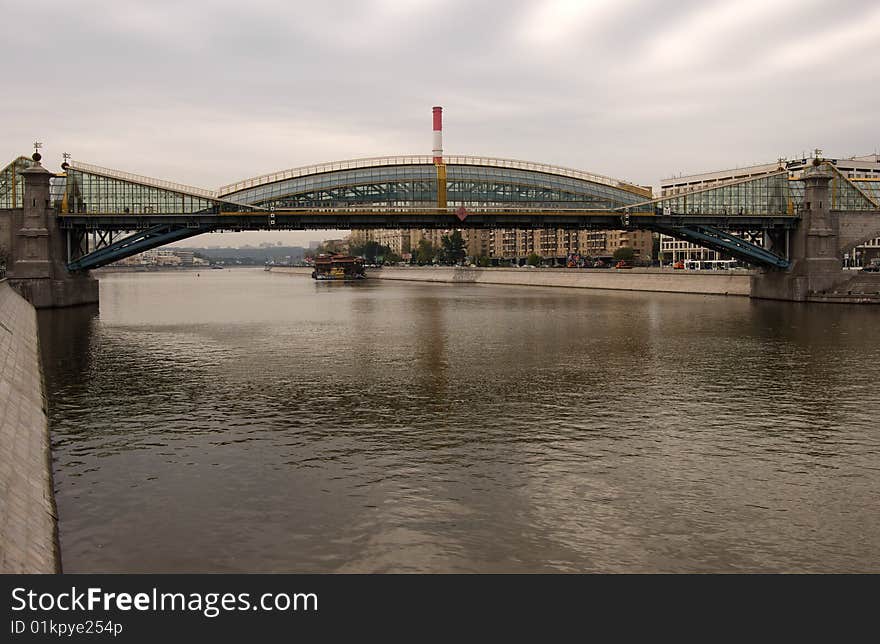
[33,157,880,271]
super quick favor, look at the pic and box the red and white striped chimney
[432,106,443,163]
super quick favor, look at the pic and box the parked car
[862,264,880,272]
[615,260,633,269]
[672,260,685,270]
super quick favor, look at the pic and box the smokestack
[432,106,443,163]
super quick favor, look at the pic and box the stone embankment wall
[0,280,59,573]
[805,272,880,304]
[268,266,752,296]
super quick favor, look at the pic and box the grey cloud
[3,0,878,246]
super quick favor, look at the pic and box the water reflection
[41,269,880,572]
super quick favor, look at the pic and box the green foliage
[613,246,635,261]
[350,240,401,264]
[476,255,491,267]
[415,239,437,264]
[526,253,542,266]
[309,239,348,258]
[440,230,467,264]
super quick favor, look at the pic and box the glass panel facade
[224,165,437,206]
[0,157,35,208]
[830,172,878,210]
[65,169,220,214]
[853,179,880,206]
[222,163,647,209]
[447,165,644,208]
[650,172,791,215]
[49,176,67,208]
[446,181,593,207]
[260,180,438,208]
[788,179,804,212]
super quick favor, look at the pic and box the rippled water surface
[39,268,880,572]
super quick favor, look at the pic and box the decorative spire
[32,141,43,163]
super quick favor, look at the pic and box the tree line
[343,230,470,265]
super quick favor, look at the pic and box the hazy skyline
[3,0,878,246]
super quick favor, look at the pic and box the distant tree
[415,239,437,264]
[384,251,403,264]
[314,239,347,256]
[526,253,542,266]
[613,246,635,261]
[350,240,400,264]
[440,230,467,264]
[476,255,491,267]
[360,241,380,263]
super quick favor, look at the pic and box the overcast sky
[3,0,878,247]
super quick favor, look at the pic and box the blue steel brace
[654,225,790,269]
[67,224,214,271]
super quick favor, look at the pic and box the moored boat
[311,254,366,281]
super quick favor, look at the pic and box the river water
[38,268,880,572]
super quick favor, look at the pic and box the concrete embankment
[268,266,752,296]
[0,280,59,573]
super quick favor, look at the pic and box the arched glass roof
[47,154,655,214]
[218,155,647,196]
[218,155,651,209]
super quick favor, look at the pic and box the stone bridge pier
[6,154,98,308]
[751,161,880,303]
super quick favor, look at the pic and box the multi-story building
[369,229,412,256]
[116,249,178,266]
[464,229,491,259]
[347,229,372,249]
[585,229,653,260]
[659,153,880,265]
[348,228,492,262]
[485,228,653,264]
[348,229,442,259]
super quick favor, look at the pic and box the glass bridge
[2,154,877,271]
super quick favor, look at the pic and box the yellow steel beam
[436,163,447,208]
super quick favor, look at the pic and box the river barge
[311,254,366,281]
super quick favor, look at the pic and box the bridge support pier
[7,155,98,308]
[751,162,853,302]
